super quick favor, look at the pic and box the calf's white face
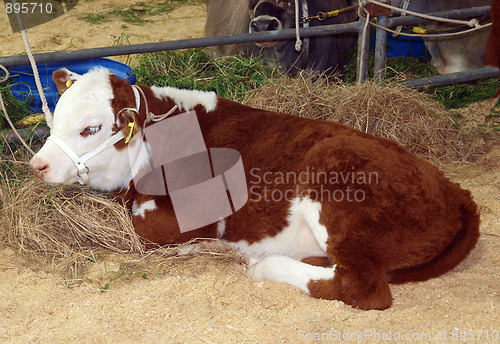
[30,68,137,191]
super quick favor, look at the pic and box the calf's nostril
[38,164,49,173]
[31,163,49,177]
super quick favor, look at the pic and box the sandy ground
[0,146,498,344]
[0,1,499,343]
[0,0,207,62]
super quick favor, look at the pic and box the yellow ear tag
[66,79,73,88]
[412,26,427,34]
[125,122,135,144]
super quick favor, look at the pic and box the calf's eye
[80,125,102,137]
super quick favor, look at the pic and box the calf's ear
[116,109,140,144]
[53,68,81,95]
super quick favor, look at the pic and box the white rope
[0,0,53,156]
[18,25,53,128]
[364,0,484,27]
[358,0,491,39]
[149,104,178,122]
[358,5,371,84]
[367,17,491,38]
[0,64,36,155]
[133,85,178,124]
[294,0,302,51]
[0,64,9,84]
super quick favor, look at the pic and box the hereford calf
[30,68,480,310]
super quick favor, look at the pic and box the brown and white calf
[30,68,480,310]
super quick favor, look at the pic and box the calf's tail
[386,193,480,284]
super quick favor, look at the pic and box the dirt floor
[0,1,499,343]
[0,0,207,61]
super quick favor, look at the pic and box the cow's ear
[53,68,81,95]
[116,109,140,144]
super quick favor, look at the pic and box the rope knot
[146,104,179,123]
[295,39,303,52]
[468,18,480,28]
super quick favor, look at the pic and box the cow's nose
[30,158,50,179]
[250,18,281,32]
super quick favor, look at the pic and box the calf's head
[30,68,143,191]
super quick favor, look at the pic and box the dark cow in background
[485,0,500,97]
[249,0,357,75]
[205,0,357,76]
[391,0,491,74]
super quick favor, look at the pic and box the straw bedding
[0,177,142,271]
[0,175,242,276]
[244,74,496,162]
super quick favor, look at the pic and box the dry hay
[0,175,141,271]
[244,74,497,162]
[0,172,243,276]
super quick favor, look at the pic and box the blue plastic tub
[370,34,430,60]
[386,35,429,59]
[9,58,136,113]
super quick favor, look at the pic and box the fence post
[374,1,389,80]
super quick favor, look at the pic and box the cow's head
[29,68,145,191]
[248,0,357,75]
[249,0,295,48]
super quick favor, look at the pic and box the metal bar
[0,21,362,67]
[1,126,50,147]
[388,6,491,28]
[397,66,499,89]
